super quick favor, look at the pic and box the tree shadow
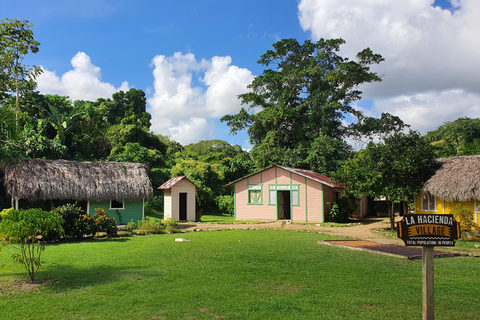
[46,236,131,247]
[35,264,156,291]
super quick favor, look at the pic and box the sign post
[397,214,460,320]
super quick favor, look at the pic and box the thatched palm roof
[4,159,153,202]
[423,155,480,202]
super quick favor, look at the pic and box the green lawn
[0,230,479,319]
[200,213,235,223]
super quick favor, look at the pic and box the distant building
[225,165,345,222]
[158,176,200,222]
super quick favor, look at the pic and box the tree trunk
[387,200,396,230]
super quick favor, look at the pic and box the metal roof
[277,166,344,188]
[224,165,343,188]
[158,176,201,190]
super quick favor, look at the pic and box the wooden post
[422,246,434,320]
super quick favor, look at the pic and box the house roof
[224,165,343,188]
[423,155,480,202]
[158,176,201,190]
[4,159,153,202]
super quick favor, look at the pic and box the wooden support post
[422,246,434,320]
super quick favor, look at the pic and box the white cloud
[148,52,253,143]
[298,0,480,132]
[36,52,129,101]
[374,89,480,134]
[204,56,255,117]
[169,118,216,146]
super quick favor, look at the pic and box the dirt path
[178,217,404,245]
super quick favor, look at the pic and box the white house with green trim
[225,165,344,222]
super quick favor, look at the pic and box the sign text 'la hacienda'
[397,214,460,247]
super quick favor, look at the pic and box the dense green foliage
[0,208,63,281]
[337,131,438,229]
[326,193,358,223]
[92,208,117,237]
[424,117,480,157]
[0,230,479,319]
[221,38,407,175]
[51,204,96,240]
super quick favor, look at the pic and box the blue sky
[3,0,480,149]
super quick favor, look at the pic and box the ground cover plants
[0,229,478,319]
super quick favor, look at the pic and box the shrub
[163,218,179,233]
[126,220,137,233]
[216,195,234,216]
[0,208,64,282]
[136,219,165,234]
[93,208,117,237]
[451,205,477,239]
[0,208,13,223]
[326,195,357,223]
[53,204,96,240]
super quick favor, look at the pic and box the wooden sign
[397,214,460,246]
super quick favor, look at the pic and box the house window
[269,189,277,205]
[110,200,124,209]
[421,192,436,211]
[248,184,262,204]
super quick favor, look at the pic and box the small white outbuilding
[158,176,201,222]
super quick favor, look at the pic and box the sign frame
[397,214,460,247]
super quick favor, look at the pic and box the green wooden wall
[88,200,144,225]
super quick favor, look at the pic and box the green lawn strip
[200,214,236,223]
[0,230,478,319]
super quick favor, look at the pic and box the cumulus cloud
[36,52,129,101]
[169,118,216,145]
[148,52,254,144]
[298,0,480,132]
[374,89,480,134]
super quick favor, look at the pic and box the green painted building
[4,159,153,225]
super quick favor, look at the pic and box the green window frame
[268,184,300,206]
[248,184,262,205]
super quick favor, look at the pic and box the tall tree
[105,88,151,128]
[221,38,391,173]
[337,131,438,230]
[0,19,42,108]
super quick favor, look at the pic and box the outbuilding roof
[158,176,201,190]
[224,165,343,188]
[4,159,153,202]
[423,155,480,202]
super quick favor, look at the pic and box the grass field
[0,230,479,319]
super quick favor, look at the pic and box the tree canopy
[424,117,480,157]
[221,38,404,174]
[337,131,438,229]
[0,18,42,104]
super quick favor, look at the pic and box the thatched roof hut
[423,155,480,202]
[4,159,153,202]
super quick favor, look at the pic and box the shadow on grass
[46,236,131,247]
[37,264,153,291]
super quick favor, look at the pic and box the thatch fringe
[4,159,153,202]
[423,155,480,202]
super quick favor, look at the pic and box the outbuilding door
[179,192,188,221]
[278,191,291,220]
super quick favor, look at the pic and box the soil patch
[0,279,43,296]
[319,240,464,259]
